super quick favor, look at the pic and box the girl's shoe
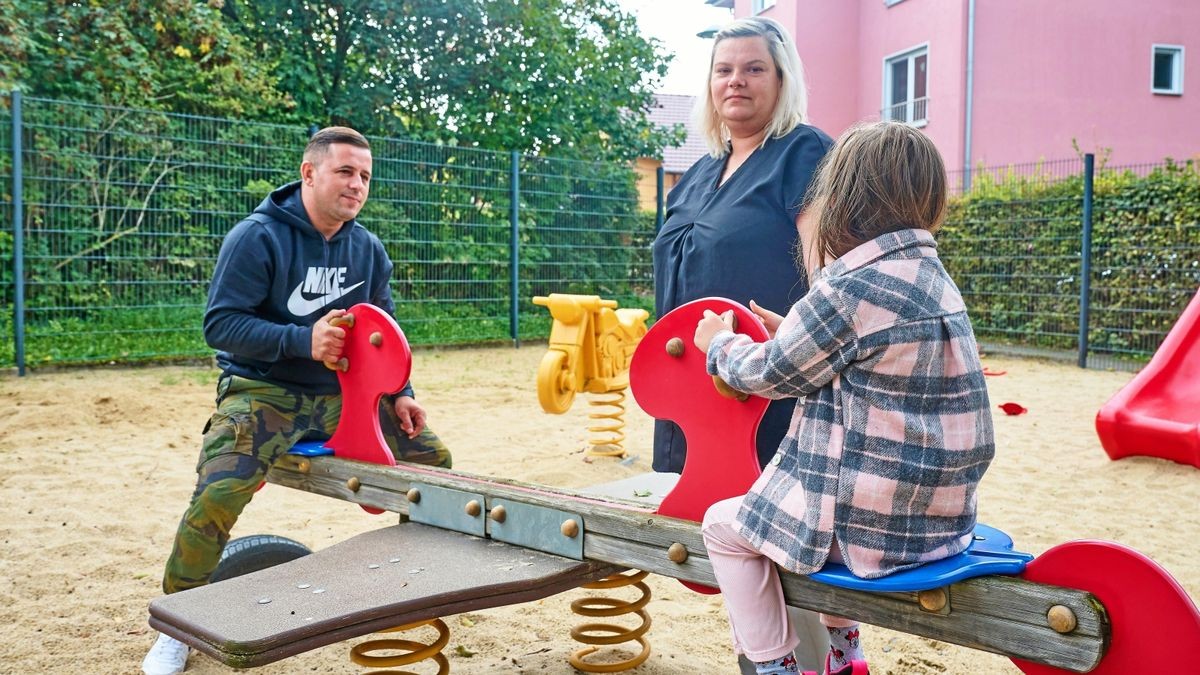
[802,653,870,675]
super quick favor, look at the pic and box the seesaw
[149,301,1200,673]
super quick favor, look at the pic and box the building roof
[648,93,709,174]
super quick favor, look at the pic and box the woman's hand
[694,309,735,353]
[748,299,784,338]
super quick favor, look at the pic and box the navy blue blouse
[651,124,833,473]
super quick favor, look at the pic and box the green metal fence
[4,92,1198,374]
[1,93,652,372]
[942,155,1200,371]
[1,97,13,368]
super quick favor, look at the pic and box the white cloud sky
[614,0,734,95]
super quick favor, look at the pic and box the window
[883,45,928,125]
[1152,44,1184,95]
[752,0,776,13]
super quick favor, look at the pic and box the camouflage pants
[161,375,451,594]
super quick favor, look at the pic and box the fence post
[1077,153,1095,369]
[655,165,665,232]
[11,89,25,376]
[509,150,520,348]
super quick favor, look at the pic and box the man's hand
[748,299,784,338]
[694,309,735,353]
[311,308,348,365]
[393,395,427,439]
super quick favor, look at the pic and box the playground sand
[1,347,1196,674]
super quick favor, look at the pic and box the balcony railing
[882,97,929,125]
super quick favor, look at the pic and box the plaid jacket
[706,228,994,578]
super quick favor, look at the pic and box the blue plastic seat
[288,440,335,457]
[808,524,1032,592]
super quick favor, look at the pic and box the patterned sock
[754,653,799,674]
[826,625,864,672]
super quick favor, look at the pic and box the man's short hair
[303,126,370,164]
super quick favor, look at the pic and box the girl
[694,121,995,675]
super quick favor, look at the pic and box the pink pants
[701,496,856,662]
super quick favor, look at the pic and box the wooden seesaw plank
[263,454,1107,673]
[149,522,620,668]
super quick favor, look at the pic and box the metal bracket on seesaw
[177,300,1200,673]
[405,483,487,537]
[404,482,586,560]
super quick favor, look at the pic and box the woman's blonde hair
[695,17,809,158]
[804,121,947,265]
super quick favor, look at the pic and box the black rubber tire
[210,534,312,583]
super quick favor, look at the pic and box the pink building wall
[738,0,1200,170]
[766,1,862,137]
[854,2,968,171]
[971,0,1200,167]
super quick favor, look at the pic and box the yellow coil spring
[568,569,652,672]
[586,388,628,458]
[349,617,450,674]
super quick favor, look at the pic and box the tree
[8,0,290,119]
[218,0,681,160]
[1,0,298,368]
[0,0,35,93]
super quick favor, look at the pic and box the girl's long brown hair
[803,122,947,267]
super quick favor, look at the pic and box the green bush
[940,160,1200,360]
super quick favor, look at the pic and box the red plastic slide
[1096,288,1200,469]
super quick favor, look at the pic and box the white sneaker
[142,632,189,675]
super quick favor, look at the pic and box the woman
[653,17,832,474]
[651,16,834,675]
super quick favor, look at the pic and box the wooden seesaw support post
[149,302,1200,673]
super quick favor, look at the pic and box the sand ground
[1,346,1196,674]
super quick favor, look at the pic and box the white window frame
[882,43,929,127]
[752,0,776,14]
[1151,44,1184,95]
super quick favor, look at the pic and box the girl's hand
[749,299,784,338]
[694,309,735,353]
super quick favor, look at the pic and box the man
[142,127,451,675]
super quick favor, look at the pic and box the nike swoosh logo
[286,280,365,317]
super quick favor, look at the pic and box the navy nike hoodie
[204,181,412,397]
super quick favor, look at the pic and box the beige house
[635,94,709,213]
